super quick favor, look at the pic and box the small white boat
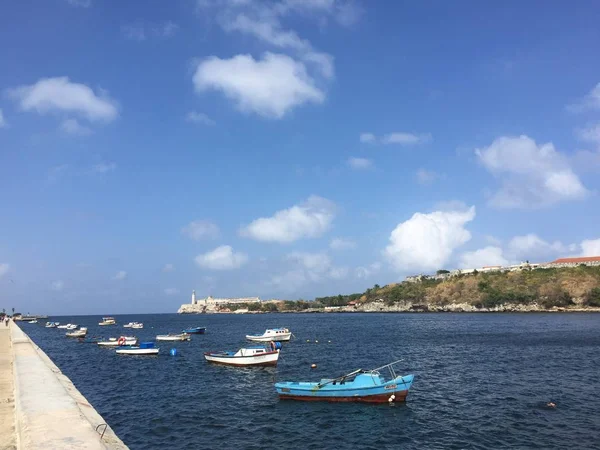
[97,336,138,347]
[59,324,78,330]
[66,327,87,338]
[116,342,159,355]
[204,346,280,366]
[246,328,292,342]
[29,319,38,324]
[57,324,70,329]
[156,333,191,342]
[123,322,143,329]
[45,322,58,328]
[99,317,116,326]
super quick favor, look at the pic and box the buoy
[311,363,317,369]
[170,348,177,356]
[328,340,331,343]
[388,397,393,403]
[306,339,310,342]
[315,340,319,343]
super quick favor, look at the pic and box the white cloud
[347,157,373,170]
[384,206,476,272]
[0,109,6,128]
[164,287,180,296]
[61,118,92,136]
[507,233,574,261]
[195,245,248,270]
[458,246,508,269]
[580,239,600,256]
[113,271,127,280]
[359,132,376,143]
[51,280,64,291]
[575,122,600,146]
[92,162,116,173]
[186,111,216,126]
[240,195,335,243]
[8,77,118,122]
[66,0,91,7]
[475,135,587,208]
[567,82,600,113]
[193,52,324,118]
[330,237,356,250]
[162,263,175,272]
[415,168,439,185]
[181,220,220,241]
[355,262,381,279]
[121,21,179,41]
[0,263,10,278]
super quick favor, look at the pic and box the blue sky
[1,0,600,314]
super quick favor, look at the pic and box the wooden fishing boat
[116,342,159,355]
[156,333,191,341]
[182,326,206,334]
[66,327,88,338]
[246,327,291,342]
[97,336,137,347]
[99,317,116,326]
[204,346,279,366]
[274,360,414,403]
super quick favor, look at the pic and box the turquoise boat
[274,360,414,403]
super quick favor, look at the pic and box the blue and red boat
[274,360,414,403]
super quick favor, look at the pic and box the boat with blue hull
[182,326,206,334]
[275,360,414,403]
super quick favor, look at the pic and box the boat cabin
[234,347,270,357]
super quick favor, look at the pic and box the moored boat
[246,327,291,342]
[66,327,88,338]
[29,319,38,324]
[156,333,191,341]
[99,317,116,326]
[97,336,138,347]
[204,345,280,366]
[123,322,143,328]
[182,326,206,334]
[45,321,59,328]
[116,342,159,355]
[274,360,414,403]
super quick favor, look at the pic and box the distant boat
[182,326,206,334]
[77,336,103,344]
[246,328,291,342]
[99,317,116,326]
[156,333,191,342]
[29,319,38,324]
[116,342,159,356]
[58,324,78,330]
[274,360,414,403]
[123,322,143,329]
[66,327,88,338]
[204,345,280,366]
[45,322,58,328]
[97,336,138,347]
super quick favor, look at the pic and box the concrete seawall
[5,322,128,450]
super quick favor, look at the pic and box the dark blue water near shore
[25,313,600,449]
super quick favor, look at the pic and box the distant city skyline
[1,1,600,314]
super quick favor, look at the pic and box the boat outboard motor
[270,341,282,351]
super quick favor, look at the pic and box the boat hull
[182,327,206,334]
[116,348,159,355]
[156,335,190,341]
[204,351,279,366]
[278,389,409,403]
[246,334,291,342]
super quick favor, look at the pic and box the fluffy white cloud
[347,157,373,170]
[164,288,180,296]
[0,263,9,277]
[580,239,600,256]
[576,122,600,146]
[507,233,574,261]
[360,132,432,145]
[92,162,116,173]
[359,132,376,143]
[458,246,508,269]
[195,245,248,270]
[475,135,587,208]
[60,118,92,136]
[355,262,381,279]
[181,220,220,241]
[567,82,600,113]
[193,53,324,118]
[113,271,127,280]
[186,111,216,126]
[51,280,64,291]
[415,168,439,185]
[330,237,356,250]
[384,206,476,272]
[8,77,118,122]
[162,263,175,272]
[0,109,6,128]
[240,195,335,243]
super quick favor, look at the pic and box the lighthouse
[191,290,196,305]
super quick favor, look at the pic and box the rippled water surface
[24,313,600,449]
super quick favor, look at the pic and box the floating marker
[311,363,317,369]
[170,348,178,356]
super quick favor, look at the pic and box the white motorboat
[156,333,191,342]
[123,322,143,329]
[204,346,280,366]
[45,322,58,328]
[97,336,138,347]
[57,324,70,329]
[246,328,292,342]
[116,342,159,355]
[29,319,38,324]
[66,327,87,338]
[59,324,78,330]
[99,317,116,326]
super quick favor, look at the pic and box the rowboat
[99,317,116,326]
[116,342,159,355]
[123,322,143,329]
[156,333,191,341]
[274,360,414,403]
[97,336,138,347]
[182,326,206,334]
[66,327,88,338]
[204,346,280,366]
[246,328,291,342]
